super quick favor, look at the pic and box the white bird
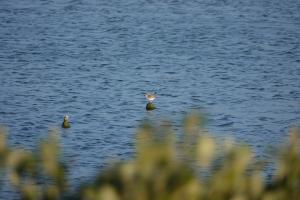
[145,93,156,102]
[64,115,69,120]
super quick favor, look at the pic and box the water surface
[0,0,300,197]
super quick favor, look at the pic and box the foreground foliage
[0,115,299,200]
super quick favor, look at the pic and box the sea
[0,0,299,198]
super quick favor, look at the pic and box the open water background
[0,0,300,198]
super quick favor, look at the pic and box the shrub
[0,115,299,200]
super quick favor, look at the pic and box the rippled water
[0,0,300,197]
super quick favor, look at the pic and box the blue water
[0,0,300,197]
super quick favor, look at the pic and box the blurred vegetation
[0,114,299,200]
